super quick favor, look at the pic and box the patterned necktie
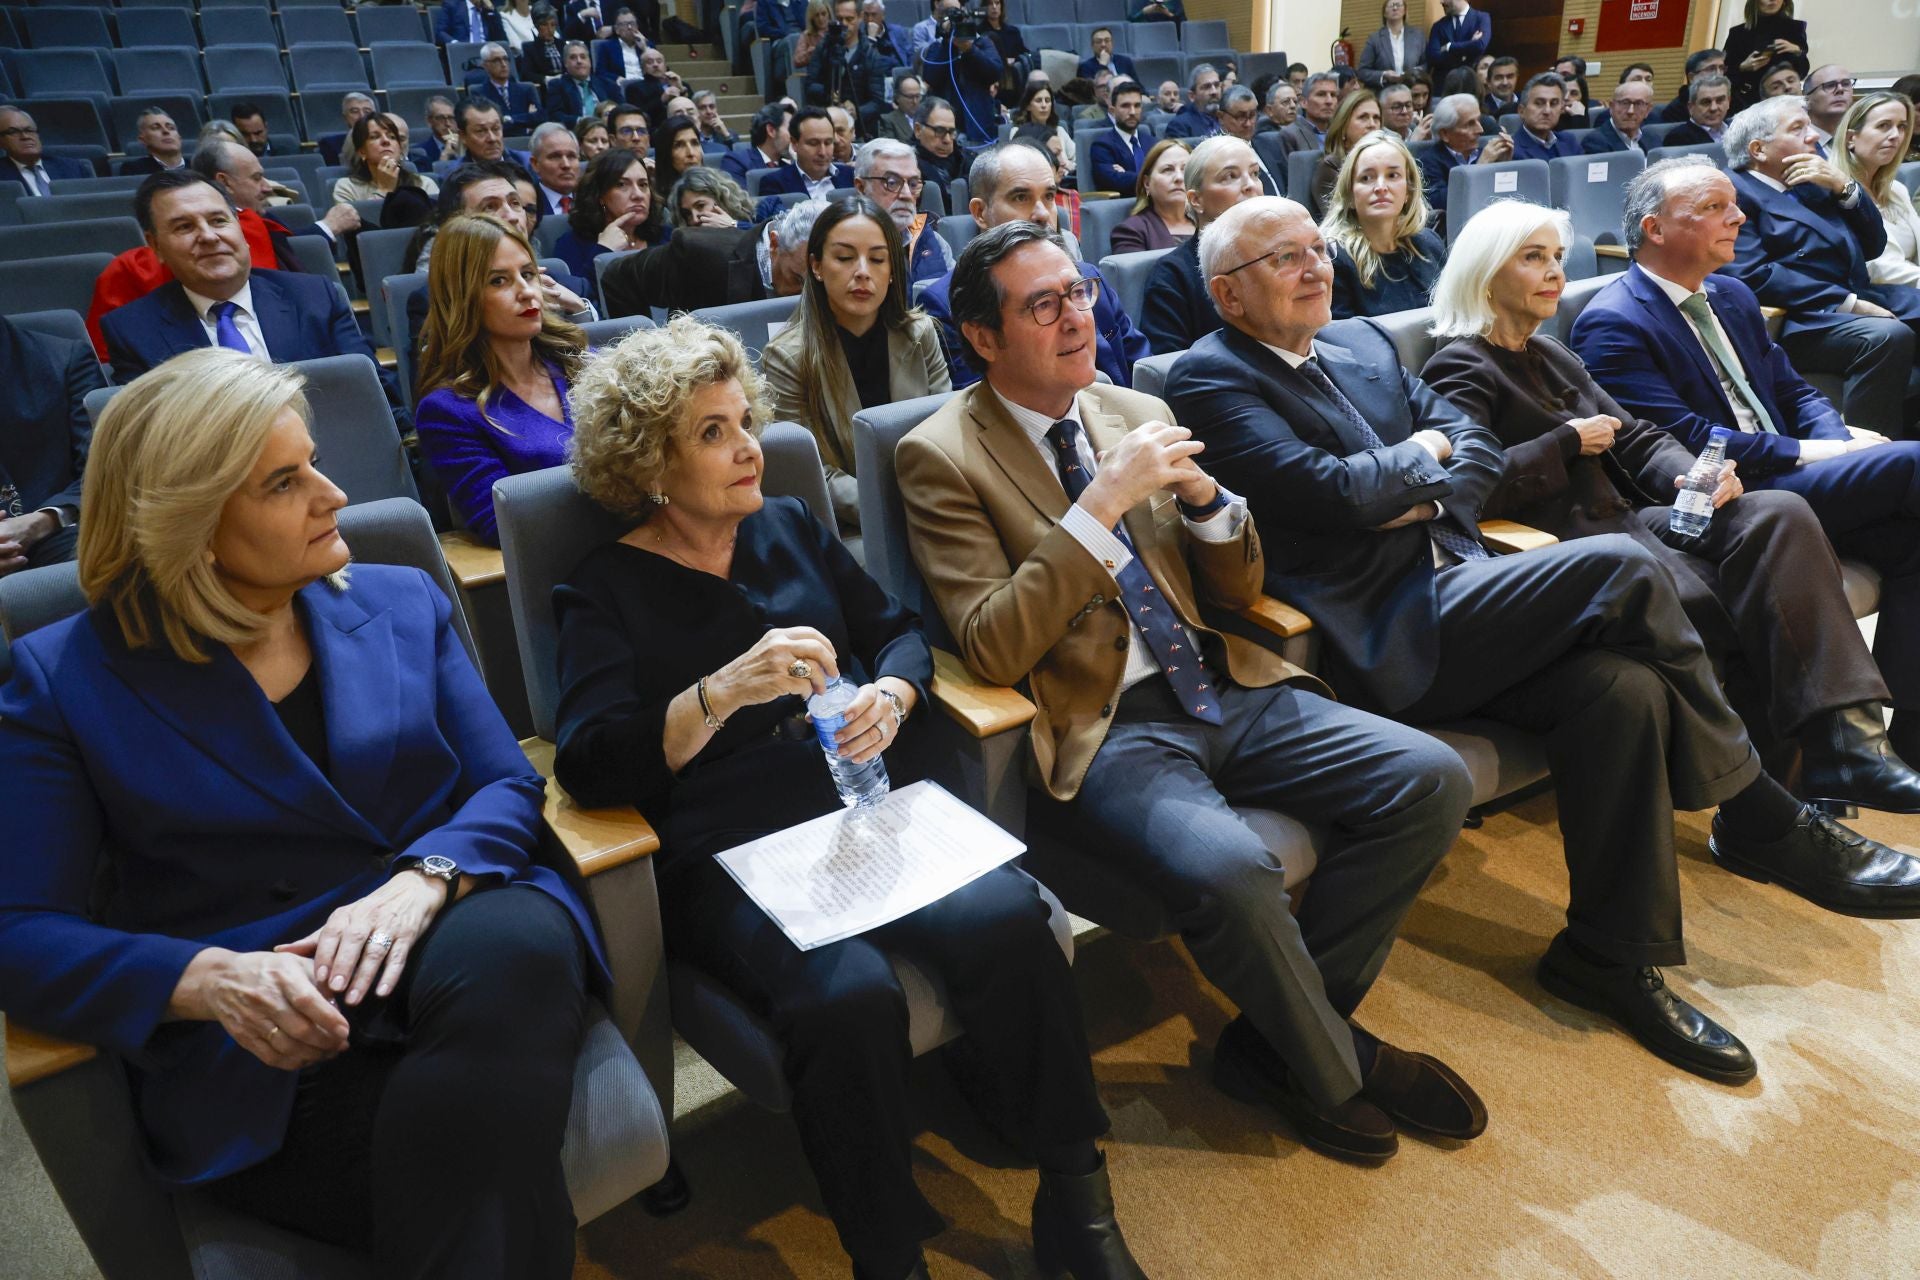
[1046,419,1224,724]
[560,193,573,213]
[209,301,253,354]
[1677,291,1778,434]
[27,164,48,197]
[1293,356,1489,563]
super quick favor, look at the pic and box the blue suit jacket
[1512,128,1580,162]
[1416,143,1474,224]
[1424,7,1490,77]
[754,0,806,40]
[1078,53,1137,81]
[720,146,784,182]
[1164,317,1504,713]
[2,155,95,191]
[0,565,606,1186]
[470,77,545,129]
[922,33,1004,146]
[434,0,506,45]
[547,73,621,123]
[1139,234,1215,355]
[592,36,645,81]
[1088,126,1148,195]
[922,257,1150,391]
[1161,102,1220,140]
[759,161,854,196]
[1725,169,1920,328]
[0,316,102,518]
[1579,118,1644,156]
[1568,265,1851,481]
[100,270,403,418]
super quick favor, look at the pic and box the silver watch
[408,854,461,891]
[879,688,906,728]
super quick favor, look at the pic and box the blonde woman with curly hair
[552,316,1133,1280]
[414,213,587,544]
[1322,128,1445,317]
[0,347,603,1278]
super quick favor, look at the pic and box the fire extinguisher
[1332,32,1356,68]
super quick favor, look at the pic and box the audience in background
[554,147,667,280]
[1572,155,1920,765]
[792,0,833,77]
[119,108,186,177]
[1129,0,1184,25]
[669,166,758,230]
[1322,129,1445,319]
[860,0,913,67]
[721,105,791,180]
[1089,80,1151,195]
[1308,90,1383,219]
[654,115,709,193]
[437,0,508,44]
[1760,61,1803,98]
[1481,56,1519,120]
[196,134,358,263]
[764,107,854,196]
[0,107,91,192]
[1079,26,1134,83]
[334,113,441,207]
[0,316,101,574]
[1142,137,1262,354]
[443,98,533,172]
[877,75,923,143]
[1425,0,1490,82]
[420,94,463,166]
[1294,71,1342,148]
[499,0,540,49]
[1110,139,1194,254]
[1725,0,1809,105]
[1359,0,1424,91]
[527,122,583,216]
[694,91,740,148]
[551,41,620,124]
[1834,93,1920,287]
[470,43,547,133]
[102,172,405,425]
[1557,72,1592,130]
[596,9,651,79]
[416,215,589,544]
[1584,77,1655,154]
[1721,96,1920,437]
[522,4,567,79]
[808,0,893,133]
[575,115,613,159]
[1658,49,1726,122]
[1511,73,1580,161]
[923,144,1146,388]
[1804,65,1857,150]
[1155,79,1183,114]
[1013,83,1077,175]
[1664,73,1734,146]
[852,138,955,286]
[762,196,949,535]
[923,4,1007,147]
[0,345,598,1279]
[1165,63,1225,140]
[318,92,376,166]
[1418,93,1510,235]
[912,98,972,190]
[1424,199,1920,834]
[229,103,286,159]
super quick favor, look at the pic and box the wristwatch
[879,688,907,728]
[406,854,461,894]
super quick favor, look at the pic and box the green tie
[1676,291,1778,435]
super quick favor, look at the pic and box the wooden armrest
[519,738,660,876]
[1594,243,1629,259]
[1479,518,1560,554]
[6,1022,97,1089]
[929,647,1037,738]
[1240,594,1313,638]
[1759,305,1786,320]
[437,532,506,589]
[376,346,397,370]
[351,298,370,316]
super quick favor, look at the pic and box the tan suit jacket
[761,313,950,530]
[896,380,1324,801]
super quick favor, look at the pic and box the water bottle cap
[1707,427,1732,440]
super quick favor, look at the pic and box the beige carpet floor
[576,798,1920,1280]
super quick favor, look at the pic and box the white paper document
[716,781,1026,951]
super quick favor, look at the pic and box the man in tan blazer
[896,221,1489,1169]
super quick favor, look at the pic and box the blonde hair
[568,315,771,520]
[1320,130,1433,289]
[1323,89,1382,164]
[1429,199,1573,339]
[1832,92,1916,206]
[78,349,324,662]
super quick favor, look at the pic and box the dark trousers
[205,887,588,1280]
[1062,678,1474,1107]
[1393,536,1761,967]
[1623,491,1888,741]
[1758,441,1920,710]
[662,858,1108,1276]
[1779,313,1920,438]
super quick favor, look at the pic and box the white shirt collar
[988,381,1088,446]
[540,181,571,207]
[1752,170,1788,193]
[1634,263,1701,307]
[1257,338,1315,368]
[182,279,256,325]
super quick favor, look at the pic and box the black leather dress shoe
[1710,807,1920,919]
[1536,932,1756,1085]
[1032,1153,1149,1279]
[1211,1015,1398,1164]
[1359,1038,1488,1140]
[638,1157,691,1216]
[1799,704,1920,814]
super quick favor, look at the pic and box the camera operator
[809,0,899,136]
[921,0,1004,146]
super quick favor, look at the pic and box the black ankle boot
[1799,703,1920,814]
[1031,1153,1149,1279]
[638,1158,691,1217]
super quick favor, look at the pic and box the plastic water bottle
[807,677,891,808]
[1669,427,1732,539]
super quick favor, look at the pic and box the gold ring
[267,1025,282,1041]
[788,659,812,680]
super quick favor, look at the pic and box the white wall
[1266,0,1340,62]
[1715,0,1920,79]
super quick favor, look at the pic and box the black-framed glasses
[1810,76,1858,95]
[0,125,39,139]
[869,172,925,194]
[1218,238,1335,277]
[920,124,958,139]
[1020,276,1100,326]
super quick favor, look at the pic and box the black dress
[1723,14,1811,105]
[550,496,1107,1275]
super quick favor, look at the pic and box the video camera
[935,5,991,43]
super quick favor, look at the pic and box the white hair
[529,121,573,152]
[1431,92,1479,133]
[1183,134,1258,197]
[1429,200,1574,338]
[855,136,915,177]
[1723,95,1804,171]
[1198,194,1310,285]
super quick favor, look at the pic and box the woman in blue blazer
[0,349,605,1279]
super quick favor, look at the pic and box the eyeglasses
[869,172,925,194]
[1218,238,1335,277]
[617,124,650,138]
[1809,76,1857,95]
[1020,276,1100,326]
[0,125,39,139]
[920,124,958,139]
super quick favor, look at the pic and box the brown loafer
[1360,1041,1488,1141]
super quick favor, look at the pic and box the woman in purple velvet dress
[414,214,588,545]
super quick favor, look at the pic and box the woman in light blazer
[1357,0,1424,92]
[760,195,950,538]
